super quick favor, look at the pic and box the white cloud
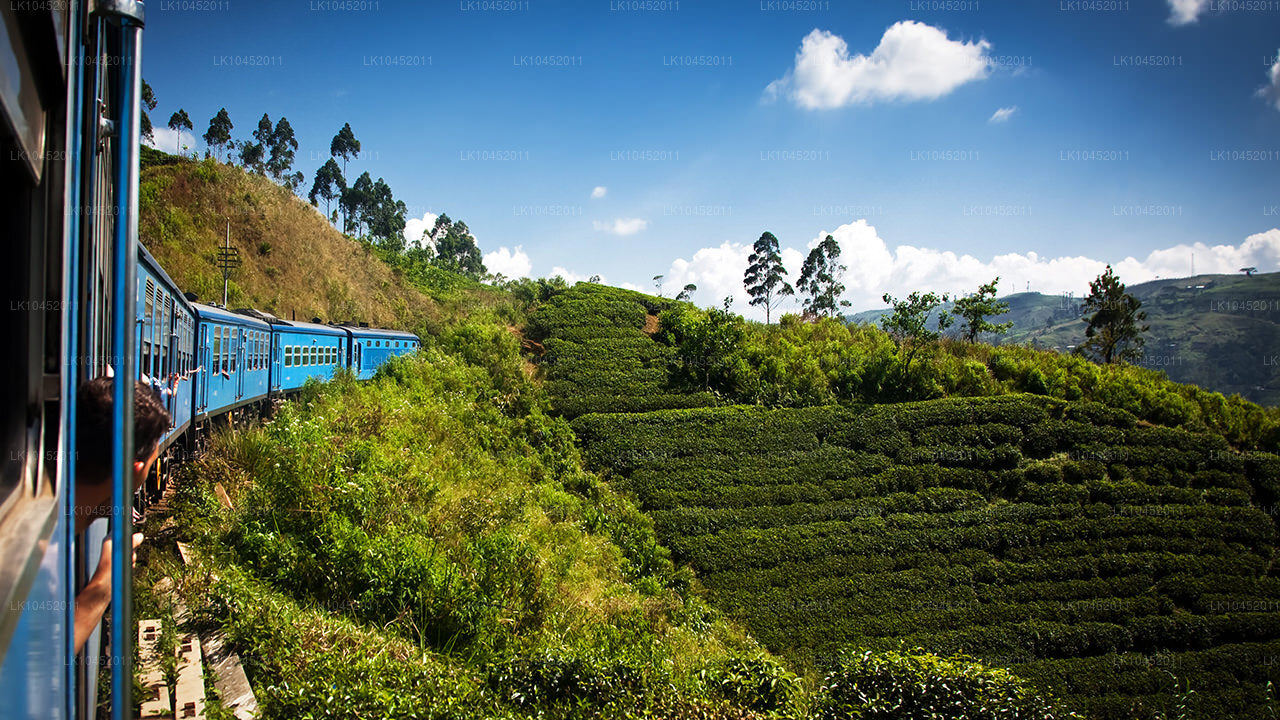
[144,127,186,155]
[660,221,1280,319]
[483,246,532,278]
[593,217,649,235]
[403,211,440,248]
[591,186,608,199]
[988,106,1018,123]
[1167,0,1210,24]
[765,22,991,110]
[1259,51,1280,113]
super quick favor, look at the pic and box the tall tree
[238,113,272,173]
[267,116,299,183]
[432,216,487,278]
[330,123,361,177]
[167,109,192,156]
[676,283,697,302]
[202,108,234,161]
[330,123,360,228]
[341,171,374,235]
[881,291,953,380]
[308,159,346,220]
[954,277,1013,342]
[364,177,408,250]
[1076,265,1148,364]
[796,234,851,318]
[743,231,794,324]
[141,80,157,143]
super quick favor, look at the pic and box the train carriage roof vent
[360,322,369,327]
[184,292,199,302]
[312,317,323,324]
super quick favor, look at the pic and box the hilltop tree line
[140,81,487,280]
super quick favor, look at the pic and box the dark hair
[76,377,171,480]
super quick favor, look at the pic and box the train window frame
[143,279,154,379]
[284,345,291,368]
[231,328,238,374]
[213,326,222,377]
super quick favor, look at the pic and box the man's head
[75,377,171,532]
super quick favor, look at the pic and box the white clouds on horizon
[989,106,1018,123]
[593,217,648,235]
[659,222,1280,320]
[484,246,532,278]
[591,186,608,199]
[1167,0,1210,24]
[764,22,992,110]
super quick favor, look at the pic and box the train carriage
[137,244,196,447]
[192,304,272,419]
[273,320,349,392]
[344,325,421,380]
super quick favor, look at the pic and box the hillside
[571,399,1280,719]
[138,161,1280,718]
[848,273,1280,407]
[139,150,444,332]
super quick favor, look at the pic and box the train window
[231,329,238,373]
[213,326,222,376]
[143,279,155,379]
[284,345,292,367]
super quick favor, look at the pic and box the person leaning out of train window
[72,377,171,654]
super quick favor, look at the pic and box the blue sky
[143,0,1280,316]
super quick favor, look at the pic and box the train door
[271,333,280,393]
[197,325,209,413]
[234,328,244,401]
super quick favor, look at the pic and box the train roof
[342,325,420,340]
[191,302,274,329]
[138,243,196,314]
[273,319,348,337]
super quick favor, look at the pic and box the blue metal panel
[275,324,347,392]
[192,305,272,417]
[0,512,71,720]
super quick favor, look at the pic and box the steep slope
[139,152,440,331]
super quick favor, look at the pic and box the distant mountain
[848,272,1280,407]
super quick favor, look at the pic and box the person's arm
[74,533,143,654]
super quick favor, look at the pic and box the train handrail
[95,2,145,718]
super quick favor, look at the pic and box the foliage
[744,232,794,325]
[308,158,346,219]
[429,214,487,278]
[141,78,157,142]
[160,349,791,719]
[266,116,300,187]
[796,235,850,319]
[955,277,1014,342]
[1078,265,1149,364]
[167,108,192,155]
[202,108,234,162]
[659,299,747,394]
[881,290,955,382]
[816,649,1075,720]
[571,395,1280,718]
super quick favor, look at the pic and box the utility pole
[216,219,241,306]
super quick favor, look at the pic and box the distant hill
[848,273,1280,407]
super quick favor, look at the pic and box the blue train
[0,5,420,717]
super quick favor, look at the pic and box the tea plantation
[571,396,1280,719]
[524,283,718,417]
